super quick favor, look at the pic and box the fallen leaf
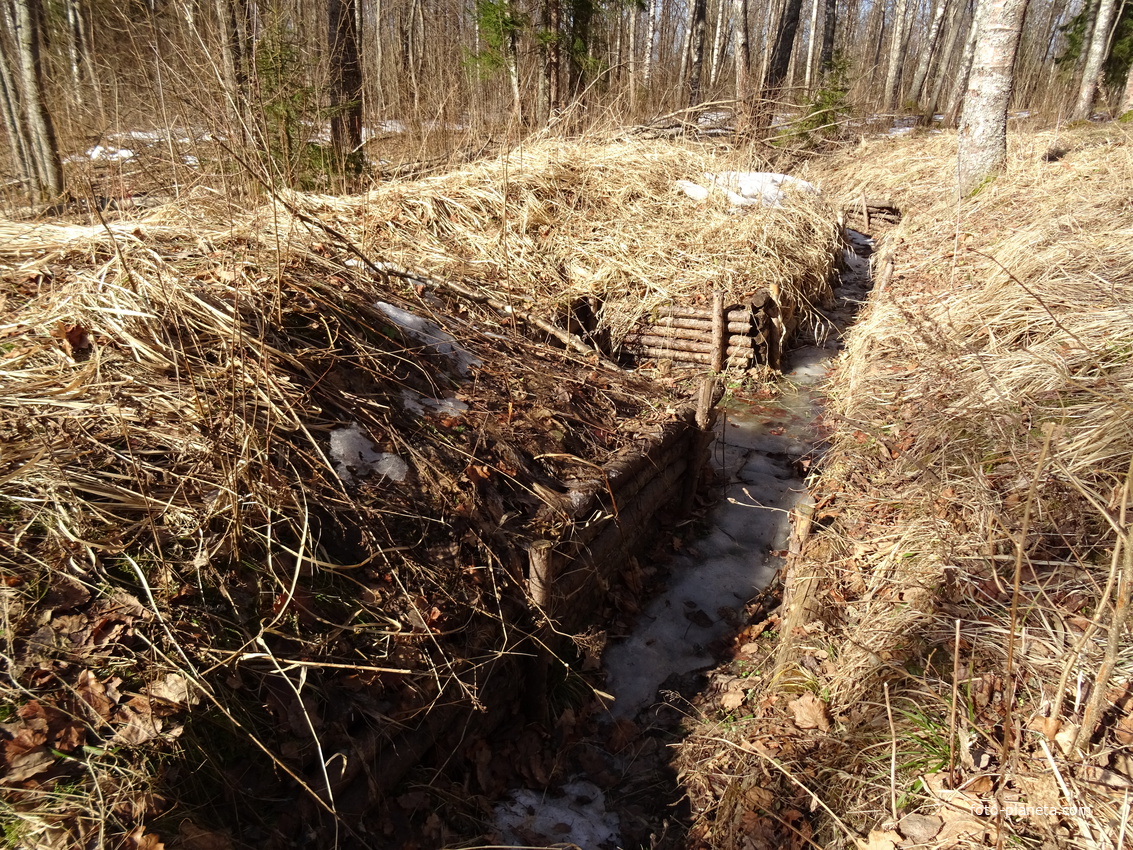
[788,692,831,732]
[898,813,942,843]
[76,670,114,720]
[720,690,746,711]
[112,704,163,746]
[1,736,54,782]
[856,829,900,850]
[146,673,198,709]
[124,826,164,850]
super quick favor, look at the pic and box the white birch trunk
[12,0,62,198]
[909,0,950,105]
[883,0,912,111]
[804,0,820,91]
[0,23,34,190]
[1074,0,1117,118]
[957,0,1030,196]
[944,3,981,122]
[1123,59,1133,115]
[709,0,731,87]
[642,0,659,86]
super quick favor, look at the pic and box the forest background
[2,0,1133,204]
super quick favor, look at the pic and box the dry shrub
[677,122,1133,850]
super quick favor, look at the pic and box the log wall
[525,380,723,634]
[622,288,784,371]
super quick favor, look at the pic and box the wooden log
[652,316,754,334]
[711,290,726,373]
[696,375,717,430]
[563,455,692,596]
[569,430,693,546]
[633,345,753,367]
[624,333,754,354]
[658,304,752,322]
[527,543,555,612]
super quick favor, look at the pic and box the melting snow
[677,172,819,209]
[329,423,408,485]
[375,301,481,376]
[399,389,468,418]
[493,780,619,849]
[87,145,134,161]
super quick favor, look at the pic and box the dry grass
[676,121,1133,850]
[268,136,841,343]
[0,136,839,847]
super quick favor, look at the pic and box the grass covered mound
[0,137,839,848]
[675,122,1133,850]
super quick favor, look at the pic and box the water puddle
[602,343,833,718]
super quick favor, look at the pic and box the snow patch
[493,780,619,849]
[678,172,819,209]
[87,145,135,162]
[375,301,481,376]
[399,389,468,418]
[329,423,408,485]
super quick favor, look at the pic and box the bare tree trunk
[1123,57,1133,114]
[642,0,659,86]
[627,2,636,112]
[819,0,836,75]
[735,0,751,124]
[542,0,561,120]
[957,0,1030,196]
[804,0,820,91]
[10,0,63,199]
[0,22,34,192]
[909,0,950,105]
[709,0,730,87]
[329,0,363,162]
[944,3,981,124]
[678,10,693,88]
[506,20,522,123]
[688,0,709,105]
[764,0,804,92]
[883,0,913,111]
[1074,0,1117,117]
[212,0,248,134]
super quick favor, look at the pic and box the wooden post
[528,542,554,612]
[711,289,725,373]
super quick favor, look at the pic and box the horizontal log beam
[625,332,753,353]
[652,316,754,334]
[657,304,752,322]
[633,345,753,367]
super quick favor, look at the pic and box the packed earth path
[488,229,875,849]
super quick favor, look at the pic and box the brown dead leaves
[1,670,196,787]
[787,692,831,733]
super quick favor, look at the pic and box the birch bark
[957,0,1030,195]
[1074,0,1117,118]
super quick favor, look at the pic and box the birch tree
[1124,59,1133,114]
[688,0,709,105]
[957,0,1031,195]
[883,0,913,110]
[1074,0,1118,117]
[909,0,951,105]
[4,0,62,199]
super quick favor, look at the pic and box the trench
[488,229,875,848]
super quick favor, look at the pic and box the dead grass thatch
[0,136,840,847]
[676,121,1133,850]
